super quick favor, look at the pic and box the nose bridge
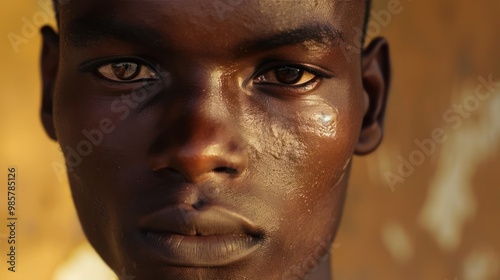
[180,67,234,145]
[185,69,229,123]
[149,67,247,183]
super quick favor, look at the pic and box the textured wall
[0,0,499,279]
[335,0,500,279]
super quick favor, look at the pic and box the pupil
[275,67,303,84]
[112,62,139,80]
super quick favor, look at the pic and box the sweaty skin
[41,0,390,279]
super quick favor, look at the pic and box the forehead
[58,0,364,55]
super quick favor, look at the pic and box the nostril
[213,167,238,174]
[192,200,207,210]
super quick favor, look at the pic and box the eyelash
[81,57,332,94]
[80,57,161,85]
[253,64,331,89]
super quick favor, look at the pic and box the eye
[96,62,158,82]
[254,66,317,86]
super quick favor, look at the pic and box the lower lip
[143,231,262,267]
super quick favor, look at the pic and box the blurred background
[1,0,499,279]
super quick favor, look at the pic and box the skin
[40,0,390,279]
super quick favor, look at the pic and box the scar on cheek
[296,102,339,138]
[249,120,307,161]
[338,157,352,183]
[326,157,351,191]
[243,112,306,162]
[342,157,352,171]
[243,101,338,162]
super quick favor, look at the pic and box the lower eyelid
[88,74,162,95]
[254,76,322,90]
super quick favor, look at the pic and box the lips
[139,205,264,267]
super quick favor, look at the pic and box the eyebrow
[65,17,343,55]
[64,17,165,48]
[234,23,343,57]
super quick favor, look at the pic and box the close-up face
[40,0,389,279]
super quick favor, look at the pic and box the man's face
[43,0,384,279]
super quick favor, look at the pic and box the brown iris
[111,62,140,80]
[274,67,303,84]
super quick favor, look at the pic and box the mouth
[139,205,265,267]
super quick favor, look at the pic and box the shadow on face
[40,0,390,279]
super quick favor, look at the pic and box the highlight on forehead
[53,0,372,47]
[52,0,372,28]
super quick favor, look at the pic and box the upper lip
[139,205,263,238]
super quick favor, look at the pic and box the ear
[354,37,391,155]
[40,25,59,141]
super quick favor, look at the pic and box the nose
[148,77,248,183]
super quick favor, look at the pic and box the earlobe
[354,37,391,156]
[40,25,59,141]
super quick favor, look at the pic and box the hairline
[52,0,372,45]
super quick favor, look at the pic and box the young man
[40,0,390,279]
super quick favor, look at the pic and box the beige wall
[335,0,500,279]
[0,0,499,279]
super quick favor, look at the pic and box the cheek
[53,96,120,175]
[295,100,339,141]
[243,99,339,164]
[243,95,359,186]
[53,67,147,165]
[52,75,144,214]
[243,112,307,164]
[241,93,360,223]
[53,87,141,266]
